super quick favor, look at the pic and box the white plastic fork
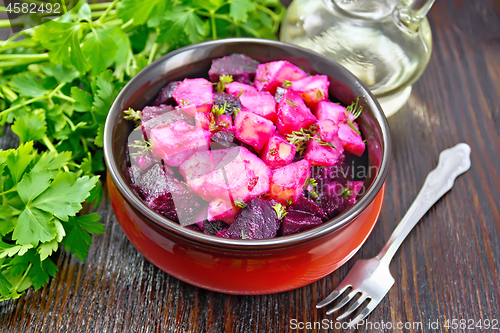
[317,143,472,328]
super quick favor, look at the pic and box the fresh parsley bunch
[0,0,285,301]
[0,142,102,300]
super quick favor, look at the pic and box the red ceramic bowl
[103,38,391,295]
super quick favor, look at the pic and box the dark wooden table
[1,1,500,332]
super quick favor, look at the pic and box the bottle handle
[399,0,435,28]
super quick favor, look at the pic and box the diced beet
[338,123,366,156]
[254,61,308,94]
[225,82,258,96]
[134,163,202,225]
[239,91,277,123]
[347,180,364,204]
[204,146,271,201]
[260,134,297,169]
[304,135,344,166]
[209,54,259,84]
[154,81,180,106]
[288,196,328,221]
[184,224,201,232]
[142,105,175,122]
[315,101,349,124]
[270,159,311,204]
[207,198,239,225]
[216,227,230,238]
[195,111,211,130]
[210,129,236,149]
[276,89,316,135]
[172,78,213,116]
[317,119,339,143]
[224,198,280,239]
[317,190,350,219]
[289,75,329,110]
[213,92,242,116]
[202,219,229,235]
[150,120,212,167]
[279,211,322,236]
[234,110,276,150]
[141,107,193,140]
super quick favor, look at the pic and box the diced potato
[204,147,271,201]
[172,78,213,116]
[207,198,239,225]
[315,101,348,124]
[141,107,193,140]
[225,82,258,96]
[270,159,311,204]
[289,75,329,110]
[276,89,316,135]
[317,119,339,143]
[254,61,308,94]
[234,110,276,150]
[260,134,297,169]
[304,135,344,166]
[150,120,212,167]
[338,123,366,156]
[195,111,211,130]
[239,91,277,123]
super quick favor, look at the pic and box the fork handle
[376,143,471,265]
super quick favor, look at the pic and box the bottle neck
[332,0,396,20]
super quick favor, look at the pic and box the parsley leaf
[62,214,104,262]
[10,72,49,98]
[42,63,80,83]
[162,6,209,44]
[82,28,119,76]
[17,171,52,204]
[31,172,99,222]
[71,87,93,112]
[13,207,56,246]
[229,0,256,22]
[11,111,47,143]
[117,0,163,26]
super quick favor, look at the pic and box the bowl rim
[103,37,392,250]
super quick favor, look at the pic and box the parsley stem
[0,186,17,196]
[48,82,66,99]
[14,263,31,293]
[89,2,113,10]
[0,39,36,53]
[210,11,217,40]
[0,96,45,116]
[80,136,88,153]
[121,18,134,30]
[196,12,260,37]
[55,92,75,103]
[42,135,57,153]
[0,54,49,60]
[95,0,119,24]
[148,42,158,65]
[60,0,67,13]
